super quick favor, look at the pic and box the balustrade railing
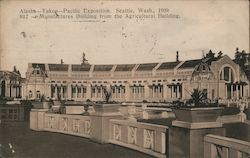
[43,113,91,138]
[204,134,250,158]
[109,119,168,158]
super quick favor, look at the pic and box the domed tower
[191,59,215,81]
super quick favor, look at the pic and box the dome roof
[191,60,215,81]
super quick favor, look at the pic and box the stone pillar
[67,84,72,100]
[171,86,174,99]
[75,85,78,99]
[5,81,8,97]
[95,86,97,99]
[163,84,168,100]
[231,85,233,99]
[236,85,239,99]
[176,85,179,99]
[170,120,225,158]
[86,84,91,100]
[30,109,49,131]
[125,84,130,101]
[100,87,102,99]
[60,86,63,99]
[144,85,149,100]
[152,86,155,98]
[90,104,122,143]
[225,84,228,99]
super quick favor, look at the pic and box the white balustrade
[44,113,91,138]
[204,134,250,158]
[109,119,168,158]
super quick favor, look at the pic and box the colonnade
[0,80,22,98]
[49,83,183,101]
[225,83,245,99]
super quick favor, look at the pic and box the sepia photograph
[0,0,249,157]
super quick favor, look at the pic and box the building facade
[22,55,250,102]
[0,70,23,99]
[0,103,24,121]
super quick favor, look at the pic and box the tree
[205,50,215,59]
[234,48,250,80]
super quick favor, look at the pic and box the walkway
[0,122,153,158]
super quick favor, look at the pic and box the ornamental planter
[173,107,224,123]
[64,101,89,115]
[93,103,120,114]
[32,101,50,109]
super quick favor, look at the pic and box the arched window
[220,66,234,82]
[36,90,41,99]
[29,90,33,98]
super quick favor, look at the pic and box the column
[171,86,174,98]
[236,84,239,99]
[152,86,155,98]
[60,86,63,99]
[155,86,158,98]
[125,84,130,101]
[5,80,8,97]
[95,86,97,98]
[225,85,228,99]
[163,84,168,100]
[231,84,233,99]
[115,86,118,99]
[144,85,149,99]
[86,84,91,99]
[67,84,72,100]
[119,87,122,98]
[100,86,103,98]
[75,85,78,99]
[176,85,179,99]
[81,86,83,98]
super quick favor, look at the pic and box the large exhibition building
[22,52,250,103]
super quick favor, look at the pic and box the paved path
[0,122,153,158]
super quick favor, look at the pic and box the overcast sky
[0,0,249,76]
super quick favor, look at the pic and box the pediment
[212,55,238,69]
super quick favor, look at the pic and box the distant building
[22,53,249,102]
[0,102,24,121]
[0,70,24,99]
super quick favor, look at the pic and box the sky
[0,0,249,76]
